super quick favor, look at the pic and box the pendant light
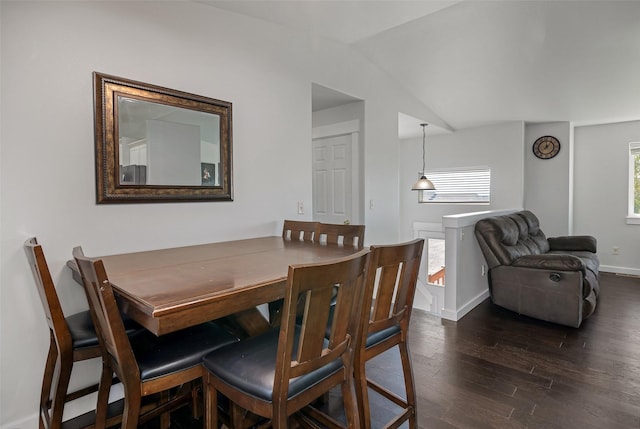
[412,123,436,190]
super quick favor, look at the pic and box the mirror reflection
[118,97,221,186]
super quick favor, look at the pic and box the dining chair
[202,249,371,429]
[282,220,319,242]
[271,220,322,325]
[24,237,146,429]
[315,223,365,248]
[354,238,424,429]
[72,246,239,429]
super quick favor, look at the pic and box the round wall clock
[532,135,561,159]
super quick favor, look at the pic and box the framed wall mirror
[94,72,233,203]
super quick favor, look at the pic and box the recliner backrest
[475,210,549,268]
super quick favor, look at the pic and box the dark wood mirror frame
[93,72,233,203]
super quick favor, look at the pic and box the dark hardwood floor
[88,272,640,428]
[365,271,640,429]
[309,272,640,428]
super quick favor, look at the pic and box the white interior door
[312,134,353,224]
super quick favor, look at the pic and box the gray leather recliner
[474,210,599,328]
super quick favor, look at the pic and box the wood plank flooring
[363,271,640,429]
[124,272,640,428]
[300,272,640,428]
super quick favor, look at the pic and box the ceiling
[201,1,640,136]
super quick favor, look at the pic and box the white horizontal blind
[419,167,491,203]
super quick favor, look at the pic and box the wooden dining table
[67,236,362,337]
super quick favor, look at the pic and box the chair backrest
[72,247,140,384]
[282,220,319,242]
[316,223,365,248]
[273,249,370,402]
[24,237,72,349]
[361,239,424,339]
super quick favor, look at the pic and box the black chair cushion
[67,310,143,350]
[324,304,400,347]
[133,321,239,381]
[202,326,343,402]
[365,325,401,349]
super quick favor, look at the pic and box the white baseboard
[600,265,640,277]
[441,289,491,322]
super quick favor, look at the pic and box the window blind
[419,167,491,204]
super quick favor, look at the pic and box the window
[419,167,491,204]
[629,142,640,224]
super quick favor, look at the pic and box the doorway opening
[311,83,364,225]
[427,237,445,286]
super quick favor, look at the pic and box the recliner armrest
[548,235,597,253]
[512,254,585,272]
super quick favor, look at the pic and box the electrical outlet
[481,264,486,276]
[613,246,620,255]
[297,201,304,215]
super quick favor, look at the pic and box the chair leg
[353,355,370,429]
[398,342,417,429]
[50,346,73,429]
[204,375,218,429]
[94,363,114,429]
[271,413,287,429]
[121,386,142,429]
[191,380,202,419]
[159,390,171,429]
[341,374,360,429]
[231,403,245,429]
[121,404,140,429]
[40,337,58,429]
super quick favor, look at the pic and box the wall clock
[532,135,561,159]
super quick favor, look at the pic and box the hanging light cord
[421,123,427,175]
[412,123,435,191]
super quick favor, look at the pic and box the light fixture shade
[411,175,435,191]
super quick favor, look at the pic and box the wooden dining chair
[202,249,371,429]
[72,246,239,429]
[354,238,424,429]
[271,220,322,325]
[282,220,319,242]
[316,223,365,248]
[24,237,146,429]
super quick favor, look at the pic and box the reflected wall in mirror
[94,72,233,203]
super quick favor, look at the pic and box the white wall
[400,121,526,240]
[0,2,445,427]
[524,122,572,236]
[574,121,640,274]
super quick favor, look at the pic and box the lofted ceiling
[201,1,640,136]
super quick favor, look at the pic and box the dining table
[67,236,362,337]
